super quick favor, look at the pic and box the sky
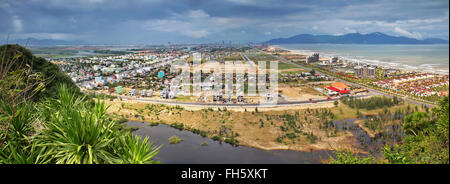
[0,0,449,44]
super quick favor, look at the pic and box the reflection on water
[332,118,404,156]
[126,122,333,164]
[127,114,404,163]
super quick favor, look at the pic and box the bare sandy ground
[279,86,325,101]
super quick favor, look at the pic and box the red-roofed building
[327,86,340,92]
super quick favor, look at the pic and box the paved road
[241,53,256,67]
[113,94,372,108]
[104,50,436,108]
[268,51,437,108]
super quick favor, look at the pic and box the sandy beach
[275,44,449,75]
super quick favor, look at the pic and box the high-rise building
[306,53,319,63]
[354,66,376,78]
[331,57,338,63]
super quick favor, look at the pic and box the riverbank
[107,96,425,155]
[126,121,334,164]
[105,99,401,154]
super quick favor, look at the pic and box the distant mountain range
[2,37,88,46]
[263,32,449,44]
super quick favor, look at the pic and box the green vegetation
[117,116,128,124]
[169,135,183,144]
[224,137,239,145]
[93,50,129,55]
[170,123,184,130]
[278,62,300,70]
[341,96,402,110]
[0,44,82,100]
[330,96,449,164]
[275,110,337,144]
[0,85,161,164]
[149,121,160,126]
[247,53,277,62]
[0,45,161,164]
[191,128,208,137]
[305,132,318,144]
[211,135,221,141]
[329,150,375,164]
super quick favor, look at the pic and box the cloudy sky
[1,0,448,44]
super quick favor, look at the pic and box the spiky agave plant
[35,85,160,164]
[0,101,52,164]
[0,143,52,164]
[115,133,161,164]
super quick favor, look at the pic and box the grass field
[278,62,301,70]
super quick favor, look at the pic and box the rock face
[264,32,448,44]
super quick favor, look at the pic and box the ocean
[276,44,449,74]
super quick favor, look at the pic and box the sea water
[277,44,449,74]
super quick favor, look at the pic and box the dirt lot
[279,86,325,101]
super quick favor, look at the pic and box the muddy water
[126,121,333,164]
[331,118,404,155]
[127,115,403,163]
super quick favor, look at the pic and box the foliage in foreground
[329,150,375,164]
[330,96,449,164]
[0,44,81,100]
[0,85,161,164]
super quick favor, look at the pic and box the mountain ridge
[2,37,88,46]
[263,32,448,44]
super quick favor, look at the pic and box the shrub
[169,135,183,144]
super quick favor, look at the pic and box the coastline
[274,44,449,75]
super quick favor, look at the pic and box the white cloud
[187,10,210,19]
[12,16,23,32]
[12,33,80,40]
[184,30,211,38]
[394,27,422,39]
[142,10,253,39]
[344,27,356,33]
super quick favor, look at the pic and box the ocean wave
[276,45,449,75]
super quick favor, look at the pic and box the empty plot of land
[279,86,325,101]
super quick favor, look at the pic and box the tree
[332,96,449,164]
[376,68,384,79]
[403,112,432,136]
[384,96,449,164]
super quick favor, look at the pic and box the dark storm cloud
[0,0,448,44]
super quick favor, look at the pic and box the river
[126,116,402,163]
[126,121,332,164]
